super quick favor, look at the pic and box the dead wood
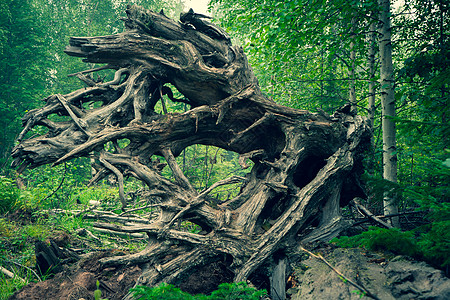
[350,197,393,229]
[11,4,371,295]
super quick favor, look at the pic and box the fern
[130,282,267,300]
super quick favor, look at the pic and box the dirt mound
[9,250,141,300]
[290,247,450,300]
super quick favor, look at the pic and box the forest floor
[2,207,450,300]
[1,205,241,299]
[0,206,144,299]
[8,250,141,300]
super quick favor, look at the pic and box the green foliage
[95,280,109,300]
[0,216,49,299]
[333,223,450,269]
[332,226,419,257]
[130,282,267,300]
[418,221,450,268]
[401,155,450,215]
[73,185,119,207]
[0,273,28,300]
[131,283,195,300]
[0,176,20,213]
[161,145,251,200]
[17,161,89,210]
[206,282,267,300]
[210,0,376,112]
[351,289,367,298]
[0,218,14,237]
[0,0,50,170]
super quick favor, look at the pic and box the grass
[0,176,153,299]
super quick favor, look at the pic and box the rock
[291,248,450,300]
[386,261,450,299]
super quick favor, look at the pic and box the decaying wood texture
[11,4,371,295]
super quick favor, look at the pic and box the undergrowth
[332,224,450,270]
[0,172,147,299]
[335,155,450,272]
[130,282,267,300]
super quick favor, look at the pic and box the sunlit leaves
[210,0,379,113]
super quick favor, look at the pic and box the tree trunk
[349,17,357,113]
[367,15,377,130]
[11,5,371,295]
[378,0,399,227]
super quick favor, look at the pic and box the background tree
[0,0,49,172]
[0,0,185,177]
[210,0,449,229]
[378,0,399,226]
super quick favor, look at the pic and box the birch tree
[378,0,399,226]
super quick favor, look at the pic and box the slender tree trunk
[349,18,357,113]
[367,17,377,129]
[378,0,399,227]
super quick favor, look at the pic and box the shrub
[207,282,267,300]
[333,224,450,270]
[417,220,450,268]
[332,226,419,257]
[0,176,20,213]
[130,282,267,300]
[131,283,195,300]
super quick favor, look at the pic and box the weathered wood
[11,4,371,296]
[270,258,287,300]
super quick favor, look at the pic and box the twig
[350,198,393,229]
[83,214,152,224]
[163,175,247,229]
[7,260,42,282]
[352,210,425,227]
[48,208,152,224]
[92,227,146,239]
[99,68,128,87]
[0,266,27,284]
[99,155,127,210]
[75,228,103,244]
[67,65,111,77]
[198,175,247,198]
[118,204,156,216]
[42,162,67,208]
[161,148,197,194]
[55,94,91,137]
[299,246,380,300]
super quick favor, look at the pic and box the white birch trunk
[378,0,399,227]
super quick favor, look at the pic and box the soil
[9,250,141,300]
[178,260,234,295]
[290,246,450,300]
[8,241,450,300]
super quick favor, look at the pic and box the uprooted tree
[11,4,371,297]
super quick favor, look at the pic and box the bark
[367,16,377,130]
[11,5,371,295]
[378,0,399,227]
[349,17,357,113]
